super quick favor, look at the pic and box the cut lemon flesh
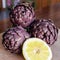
[22,38,52,60]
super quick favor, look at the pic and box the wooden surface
[0,18,12,33]
[0,0,2,9]
[35,0,60,10]
[0,30,60,60]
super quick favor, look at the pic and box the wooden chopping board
[0,30,60,60]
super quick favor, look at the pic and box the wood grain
[0,0,2,10]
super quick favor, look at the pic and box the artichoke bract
[28,19,58,45]
[2,26,30,54]
[9,2,35,28]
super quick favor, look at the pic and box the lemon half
[22,38,52,60]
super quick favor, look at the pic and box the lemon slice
[22,38,52,60]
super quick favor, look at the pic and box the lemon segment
[22,38,52,60]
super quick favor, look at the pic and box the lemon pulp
[22,38,52,60]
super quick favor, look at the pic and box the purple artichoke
[9,2,35,28]
[2,26,30,54]
[28,19,58,44]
